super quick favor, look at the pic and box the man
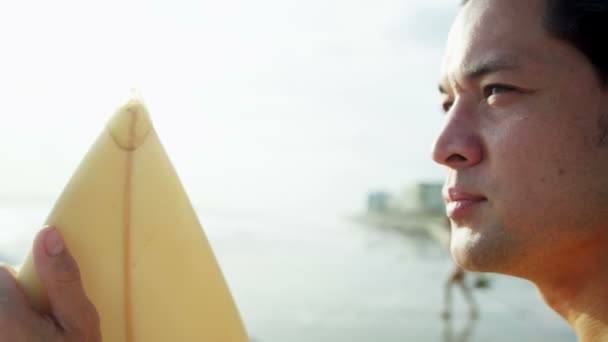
[2,0,608,340]
[433,0,608,341]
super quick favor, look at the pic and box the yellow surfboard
[17,95,249,342]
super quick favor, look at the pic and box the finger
[1,265,16,277]
[32,226,99,334]
[0,264,28,311]
[0,264,34,340]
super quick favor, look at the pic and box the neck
[531,235,608,342]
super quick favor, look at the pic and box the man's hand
[0,226,102,341]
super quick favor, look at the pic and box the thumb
[33,226,99,334]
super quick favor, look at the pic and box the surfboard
[17,95,249,341]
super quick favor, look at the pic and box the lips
[444,188,487,219]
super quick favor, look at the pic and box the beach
[1,205,575,342]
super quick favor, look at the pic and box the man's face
[433,0,608,276]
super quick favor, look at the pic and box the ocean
[1,204,575,342]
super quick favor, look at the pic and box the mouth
[444,188,487,220]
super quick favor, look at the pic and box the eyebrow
[438,57,521,94]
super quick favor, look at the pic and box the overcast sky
[0,0,458,215]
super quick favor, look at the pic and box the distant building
[367,191,391,213]
[416,182,444,213]
[372,182,443,215]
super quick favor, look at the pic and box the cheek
[485,116,608,230]
[484,119,570,207]
[488,118,557,173]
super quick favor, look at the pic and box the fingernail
[44,227,64,257]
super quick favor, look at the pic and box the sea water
[1,204,575,342]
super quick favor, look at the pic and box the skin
[433,0,608,340]
[0,226,101,342]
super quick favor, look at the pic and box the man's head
[543,1,608,85]
[462,0,608,84]
[433,0,608,279]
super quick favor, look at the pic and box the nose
[431,103,483,169]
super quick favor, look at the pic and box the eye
[483,84,515,99]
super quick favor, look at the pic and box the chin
[452,251,491,272]
[451,245,485,271]
[450,227,513,273]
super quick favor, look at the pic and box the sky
[0,0,458,216]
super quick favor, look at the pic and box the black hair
[461,0,608,85]
[544,1,608,85]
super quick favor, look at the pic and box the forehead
[440,0,547,86]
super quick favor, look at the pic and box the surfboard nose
[107,94,152,151]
